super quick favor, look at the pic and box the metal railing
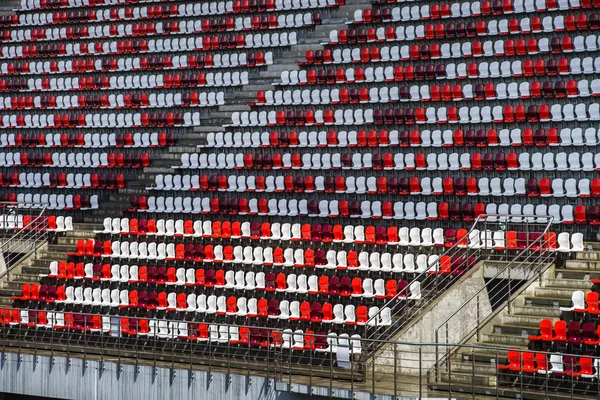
[361,214,556,363]
[0,306,596,400]
[0,201,48,280]
[433,215,555,379]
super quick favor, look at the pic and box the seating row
[0,91,226,110]
[2,13,319,43]
[0,152,150,169]
[256,80,600,106]
[196,127,600,148]
[3,193,99,210]
[96,216,579,250]
[12,0,339,27]
[3,307,362,354]
[43,263,413,296]
[331,17,600,45]
[355,0,589,22]
[15,285,399,325]
[229,103,600,127]
[0,71,249,92]
[174,151,600,172]
[71,240,440,272]
[373,0,596,8]
[128,196,588,225]
[147,174,600,199]
[0,111,204,128]
[302,35,600,66]
[0,172,125,190]
[0,53,272,92]
[46,215,73,231]
[96,217,457,247]
[0,214,69,230]
[1,132,174,149]
[499,352,598,379]
[277,57,600,86]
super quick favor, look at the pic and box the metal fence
[0,201,48,279]
[362,214,556,363]
[0,307,594,400]
[434,216,555,377]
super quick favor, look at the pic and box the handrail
[434,214,553,343]
[361,213,556,363]
[0,304,598,400]
[433,215,555,379]
[363,213,485,338]
[0,201,48,280]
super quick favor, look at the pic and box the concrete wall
[0,352,405,400]
[0,351,279,400]
[372,261,492,375]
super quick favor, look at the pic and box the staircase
[87,0,368,223]
[0,224,96,306]
[431,244,598,398]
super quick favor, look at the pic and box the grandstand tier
[0,0,599,397]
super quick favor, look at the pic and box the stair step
[0,288,22,297]
[502,314,556,327]
[584,242,600,251]
[575,251,600,261]
[558,269,600,281]
[444,361,498,376]
[9,274,43,283]
[510,305,562,318]
[534,287,580,299]
[544,278,593,290]
[64,230,97,239]
[459,350,508,365]
[481,333,530,347]
[21,266,50,275]
[437,371,497,387]
[523,296,570,308]
[492,324,539,337]
[565,260,600,271]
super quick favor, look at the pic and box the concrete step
[37,251,67,260]
[444,360,498,376]
[193,126,223,133]
[0,287,22,298]
[438,371,496,387]
[523,296,570,308]
[492,323,539,337]
[0,298,13,306]
[534,286,580,299]
[21,265,50,275]
[575,251,600,261]
[558,268,600,281]
[510,305,562,318]
[543,278,593,291]
[9,274,44,283]
[584,242,600,251]
[502,314,556,327]
[47,243,76,252]
[565,260,600,271]
[480,333,530,347]
[459,350,509,365]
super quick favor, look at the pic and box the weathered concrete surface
[483,260,539,280]
[372,261,492,375]
[0,351,418,400]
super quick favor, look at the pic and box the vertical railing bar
[471,347,475,400]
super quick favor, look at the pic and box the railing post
[495,349,499,400]
[471,347,475,400]
[418,345,422,399]
[476,294,480,341]
[434,328,439,381]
